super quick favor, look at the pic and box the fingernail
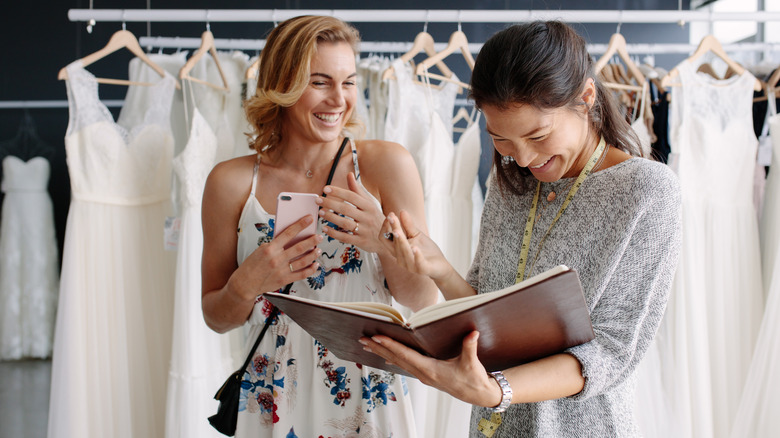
[318,209,325,216]
[315,197,323,204]
[362,346,372,352]
[358,339,368,345]
[323,186,332,193]
[371,336,382,344]
[388,215,396,225]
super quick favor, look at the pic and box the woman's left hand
[359,331,503,408]
[317,172,387,254]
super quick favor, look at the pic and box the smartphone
[274,192,319,248]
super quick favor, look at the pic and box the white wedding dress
[164,80,235,438]
[730,87,780,438]
[659,60,764,438]
[383,58,473,438]
[0,155,59,360]
[48,61,177,438]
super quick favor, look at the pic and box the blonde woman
[200,15,437,437]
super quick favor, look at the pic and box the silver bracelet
[488,371,513,413]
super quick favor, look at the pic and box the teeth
[315,113,340,123]
[530,158,550,169]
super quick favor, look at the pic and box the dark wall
[0,0,691,266]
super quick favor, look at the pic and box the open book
[264,265,594,376]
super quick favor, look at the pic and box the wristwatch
[488,371,513,413]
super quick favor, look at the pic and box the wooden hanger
[594,33,646,93]
[697,62,721,79]
[415,30,474,91]
[382,31,454,81]
[245,57,260,81]
[58,29,179,89]
[178,30,230,92]
[452,106,476,133]
[661,35,762,91]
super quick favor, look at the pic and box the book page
[407,265,570,327]
[271,294,404,324]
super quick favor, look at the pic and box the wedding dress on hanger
[164,79,234,438]
[729,89,780,437]
[383,56,472,438]
[759,91,780,294]
[48,61,177,438]
[0,115,59,360]
[730,96,780,438]
[659,58,763,438]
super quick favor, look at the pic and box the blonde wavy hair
[245,15,362,151]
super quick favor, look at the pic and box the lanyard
[478,137,607,437]
[515,136,606,283]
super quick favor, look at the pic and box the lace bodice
[172,108,217,208]
[64,61,175,205]
[670,60,758,203]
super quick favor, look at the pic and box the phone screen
[275,192,319,248]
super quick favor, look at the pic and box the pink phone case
[275,192,319,248]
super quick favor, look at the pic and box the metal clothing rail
[138,36,484,54]
[0,100,123,109]
[138,35,780,55]
[68,8,780,24]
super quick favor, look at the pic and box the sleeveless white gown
[730,87,780,438]
[759,93,780,294]
[659,60,763,438]
[164,78,236,438]
[0,155,59,360]
[383,57,474,438]
[48,61,176,438]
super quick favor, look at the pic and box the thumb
[462,330,480,359]
[347,172,363,194]
[398,210,422,239]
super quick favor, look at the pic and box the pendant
[305,170,313,178]
[547,191,556,202]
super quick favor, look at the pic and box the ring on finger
[289,263,294,272]
[352,222,359,234]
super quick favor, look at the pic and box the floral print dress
[234,140,417,438]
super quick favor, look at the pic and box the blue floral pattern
[234,141,410,436]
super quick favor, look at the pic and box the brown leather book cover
[264,266,595,376]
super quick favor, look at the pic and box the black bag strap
[238,136,350,372]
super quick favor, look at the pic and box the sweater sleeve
[566,166,682,401]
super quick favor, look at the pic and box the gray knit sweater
[467,158,682,437]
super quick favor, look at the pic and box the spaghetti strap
[349,138,361,181]
[250,154,260,196]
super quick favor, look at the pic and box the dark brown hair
[470,21,642,194]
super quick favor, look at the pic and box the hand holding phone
[275,192,319,249]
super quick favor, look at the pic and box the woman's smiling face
[482,79,597,182]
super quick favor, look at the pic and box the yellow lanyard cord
[515,137,606,283]
[479,137,606,437]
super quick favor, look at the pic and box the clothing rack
[68,8,780,24]
[0,100,123,109]
[5,8,779,110]
[137,35,780,56]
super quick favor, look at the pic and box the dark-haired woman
[361,21,682,437]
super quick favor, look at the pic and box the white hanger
[178,30,230,92]
[415,29,474,91]
[58,29,179,89]
[381,31,454,81]
[594,33,646,92]
[661,35,762,91]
